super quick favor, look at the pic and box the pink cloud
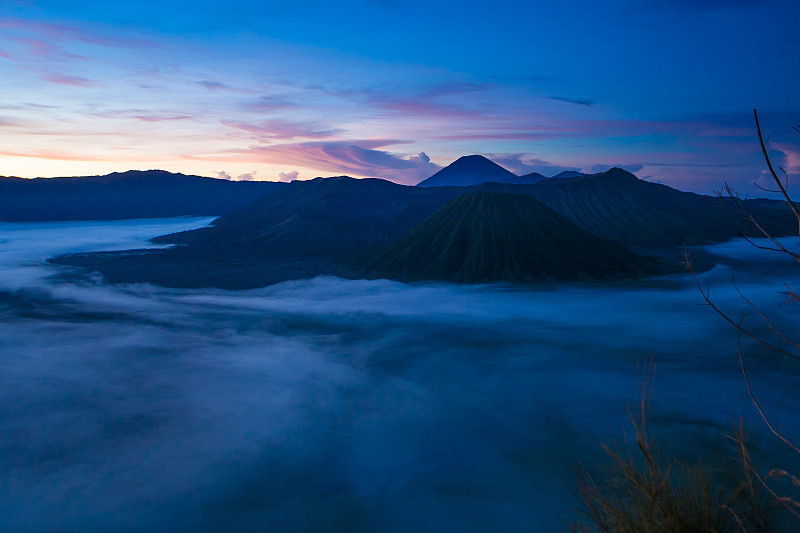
[0,149,118,161]
[12,37,89,61]
[189,139,441,185]
[0,17,155,49]
[222,119,341,140]
[41,73,95,87]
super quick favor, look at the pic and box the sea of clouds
[1,218,799,532]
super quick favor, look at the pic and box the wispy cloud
[222,119,341,140]
[12,37,89,62]
[418,81,489,98]
[484,153,581,176]
[240,95,299,112]
[195,80,235,91]
[0,149,119,161]
[91,109,194,122]
[0,17,156,49]
[1,7,794,193]
[40,73,96,87]
[431,115,759,143]
[130,114,193,122]
[221,139,441,185]
[375,98,482,119]
[548,95,596,107]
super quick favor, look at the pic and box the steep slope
[476,168,795,249]
[416,155,518,187]
[0,170,284,221]
[353,192,663,283]
[159,176,465,257]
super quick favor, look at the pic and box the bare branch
[685,249,800,362]
[719,183,800,261]
[754,182,781,194]
[754,109,800,238]
[736,328,800,455]
[733,284,800,351]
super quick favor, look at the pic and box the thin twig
[736,328,800,455]
[732,284,800,351]
[685,250,800,362]
[754,109,800,237]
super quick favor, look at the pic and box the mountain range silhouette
[47,157,795,288]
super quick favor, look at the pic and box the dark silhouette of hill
[550,170,584,179]
[51,171,796,289]
[414,155,584,187]
[54,177,465,288]
[158,176,464,255]
[353,192,663,283]
[0,170,284,221]
[416,155,518,187]
[500,172,548,185]
[494,168,795,249]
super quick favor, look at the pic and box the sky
[0,0,799,193]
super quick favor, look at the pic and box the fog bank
[1,219,799,532]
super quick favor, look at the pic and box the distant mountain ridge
[481,167,793,249]
[51,167,796,289]
[417,155,518,187]
[0,170,284,221]
[550,170,584,179]
[416,154,584,187]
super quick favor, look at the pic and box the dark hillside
[51,173,796,289]
[353,192,663,283]
[475,168,795,249]
[0,170,283,221]
[157,176,464,259]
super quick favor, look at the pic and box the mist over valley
[2,217,800,531]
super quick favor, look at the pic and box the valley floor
[2,218,800,532]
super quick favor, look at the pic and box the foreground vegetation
[572,111,800,532]
[571,360,799,532]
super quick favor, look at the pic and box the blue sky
[1,0,798,193]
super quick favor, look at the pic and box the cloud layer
[2,219,799,531]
